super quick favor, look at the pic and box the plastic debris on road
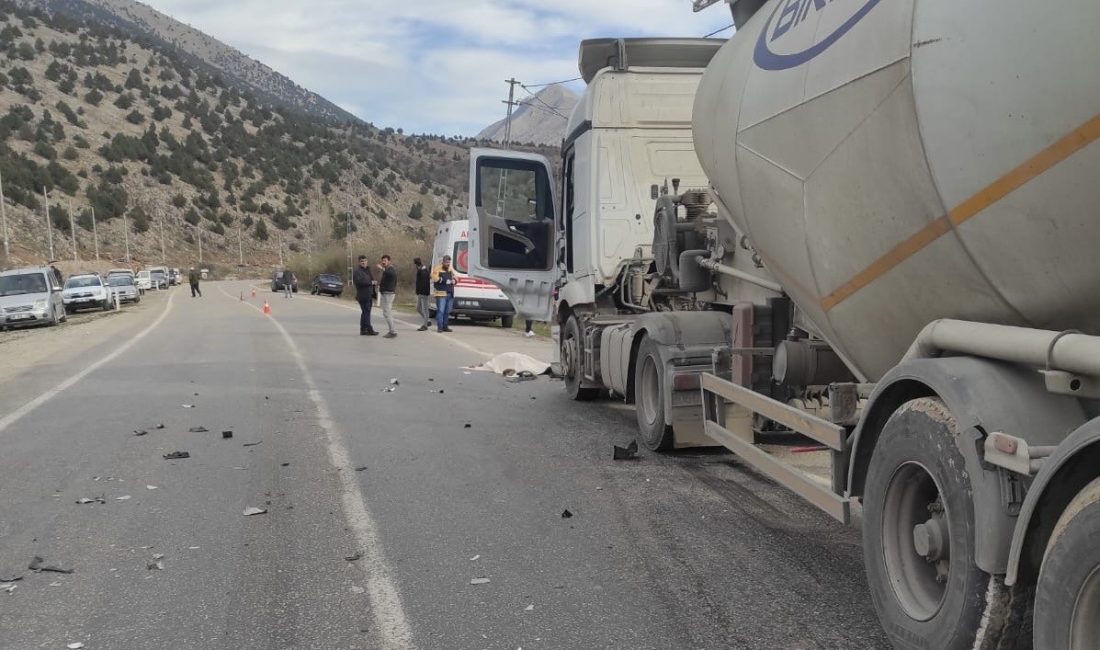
[28,556,73,574]
[146,485,158,490]
[242,507,268,516]
[67,643,84,649]
[147,561,163,571]
[242,441,262,447]
[188,426,209,433]
[613,441,639,461]
[163,451,190,460]
[182,404,195,409]
[525,604,534,611]
[115,495,131,501]
[469,555,480,561]
[470,577,491,585]
[381,387,397,393]
[389,378,400,385]
[561,509,573,519]
[133,429,148,436]
[345,552,363,562]
[1,583,16,594]
[354,466,367,472]
[350,586,365,594]
[154,423,165,429]
[75,497,106,505]
[222,430,233,439]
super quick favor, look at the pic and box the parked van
[431,220,515,328]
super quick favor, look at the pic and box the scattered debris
[344,552,363,562]
[182,404,195,409]
[154,423,165,430]
[115,495,132,501]
[67,643,84,649]
[28,556,73,574]
[463,423,472,429]
[188,546,200,550]
[75,497,106,505]
[242,441,263,447]
[507,370,538,383]
[470,577,491,585]
[133,429,148,436]
[242,507,268,516]
[502,368,516,377]
[146,561,163,571]
[381,387,397,393]
[525,604,534,611]
[561,509,574,519]
[152,554,165,560]
[281,462,289,467]
[0,575,22,583]
[350,586,365,594]
[428,378,435,382]
[188,426,209,433]
[146,485,158,490]
[233,467,247,471]
[222,430,234,439]
[354,466,367,472]
[163,451,191,460]
[469,555,480,561]
[613,440,639,461]
[1,583,16,594]
[389,378,400,385]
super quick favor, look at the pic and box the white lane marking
[287,289,495,360]
[0,292,177,435]
[221,287,414,649]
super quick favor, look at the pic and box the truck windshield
[0,273,48,296]
[108,276,134,286]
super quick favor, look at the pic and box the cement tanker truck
[466,0,1100,646]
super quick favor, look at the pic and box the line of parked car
[0,264,178,330]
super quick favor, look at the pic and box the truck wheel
[862,398,1023,649]
[562,315,599,401]
[1034,477,1100,649]
[500,316,514,329]
[634,336,674,451]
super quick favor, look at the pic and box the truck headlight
[34,299,48,309]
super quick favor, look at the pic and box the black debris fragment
[281,463,289,467]
[28,556,73,574]
[354,466,367,472]
[163,451,191,460]
[613,440,639,461]
[561,509,573,519]
[242,441,263,447]
[188,426,209,433]
[154,424,165,430]
[463,423,471,429]
[133,430,148,437]
[345,552,363,562]
[0,575,23,583]
[222,431,233,439]
[75,497,106,505]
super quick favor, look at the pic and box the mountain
[478,84,578,147]
[21,0,357,123]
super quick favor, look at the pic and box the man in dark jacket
[352,255,378,336]
[377,254,398,338]
[414,257,431,331]
[188,266,202,297]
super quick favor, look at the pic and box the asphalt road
[0,282,890,649]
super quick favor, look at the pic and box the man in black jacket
[413,257,431,331]
[352,255,378,336]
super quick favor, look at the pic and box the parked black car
[271,271,298,293]
[310,274,343,297]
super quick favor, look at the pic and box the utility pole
[345,195,352,287]
[277,232,283,267]
[43,187,54,261]
[91,207,99,261]
[0,168,9,263]
[158,208,166,265]
[123,209,131,265]
[237,224,243,267]
[68,199,77,262]
[197,225,203,265]
[502,77,522,149]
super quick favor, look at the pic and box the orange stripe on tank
[820,112,1100,312]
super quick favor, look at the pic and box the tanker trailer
[690,0,1100,648]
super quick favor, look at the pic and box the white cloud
[144,0,734,134]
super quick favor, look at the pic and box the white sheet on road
[468,352,551,375]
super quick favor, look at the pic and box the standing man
[281,268,294,299]
[188,266,202,297]
[414,257,432,332]
[430,254,456,333]
[377,254,398,338]
[49,262,63,286]
[353,255,378,336]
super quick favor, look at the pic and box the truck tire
[634,336,674,451]
[1034,476,1100,649]
[862,397,1026,650]
[500,315,514,329]
[562,315,599,401]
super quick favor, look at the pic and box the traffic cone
[262,301,271,316]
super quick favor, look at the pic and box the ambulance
[431,220,515,328]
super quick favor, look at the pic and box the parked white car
[62,273,115,313]
[135,270,153,291]
[106,274,141,304]
[0,267,67,329]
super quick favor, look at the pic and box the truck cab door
[467,148,557,322]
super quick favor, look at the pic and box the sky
[141,0,734,137]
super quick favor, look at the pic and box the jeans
[190,283,201,297]
[435,295,453,331]
[357,297,374,332]
[284,284,292,298]
[381,292,396,333]
[416,295,432,325]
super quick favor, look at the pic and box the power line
[519,84,569,120]
[704,23,734,37]
[515,100,568,121]
[522,76,582,89]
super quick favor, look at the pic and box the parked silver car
[106,274,141,304]
[0,267,67,328]
[62,273,115,313]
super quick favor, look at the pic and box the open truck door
[467,148,557,322]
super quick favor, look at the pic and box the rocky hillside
[0,1,557,271]
[478,84,578,147]
[21,0,357,123]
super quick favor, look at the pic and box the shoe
[360,330,369,336]
[367,330,380,336]
[442,327,453,333]
[524,331,536,338]
[417,325,428,332]
[436,328,444,333]
[384,332,397,339]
